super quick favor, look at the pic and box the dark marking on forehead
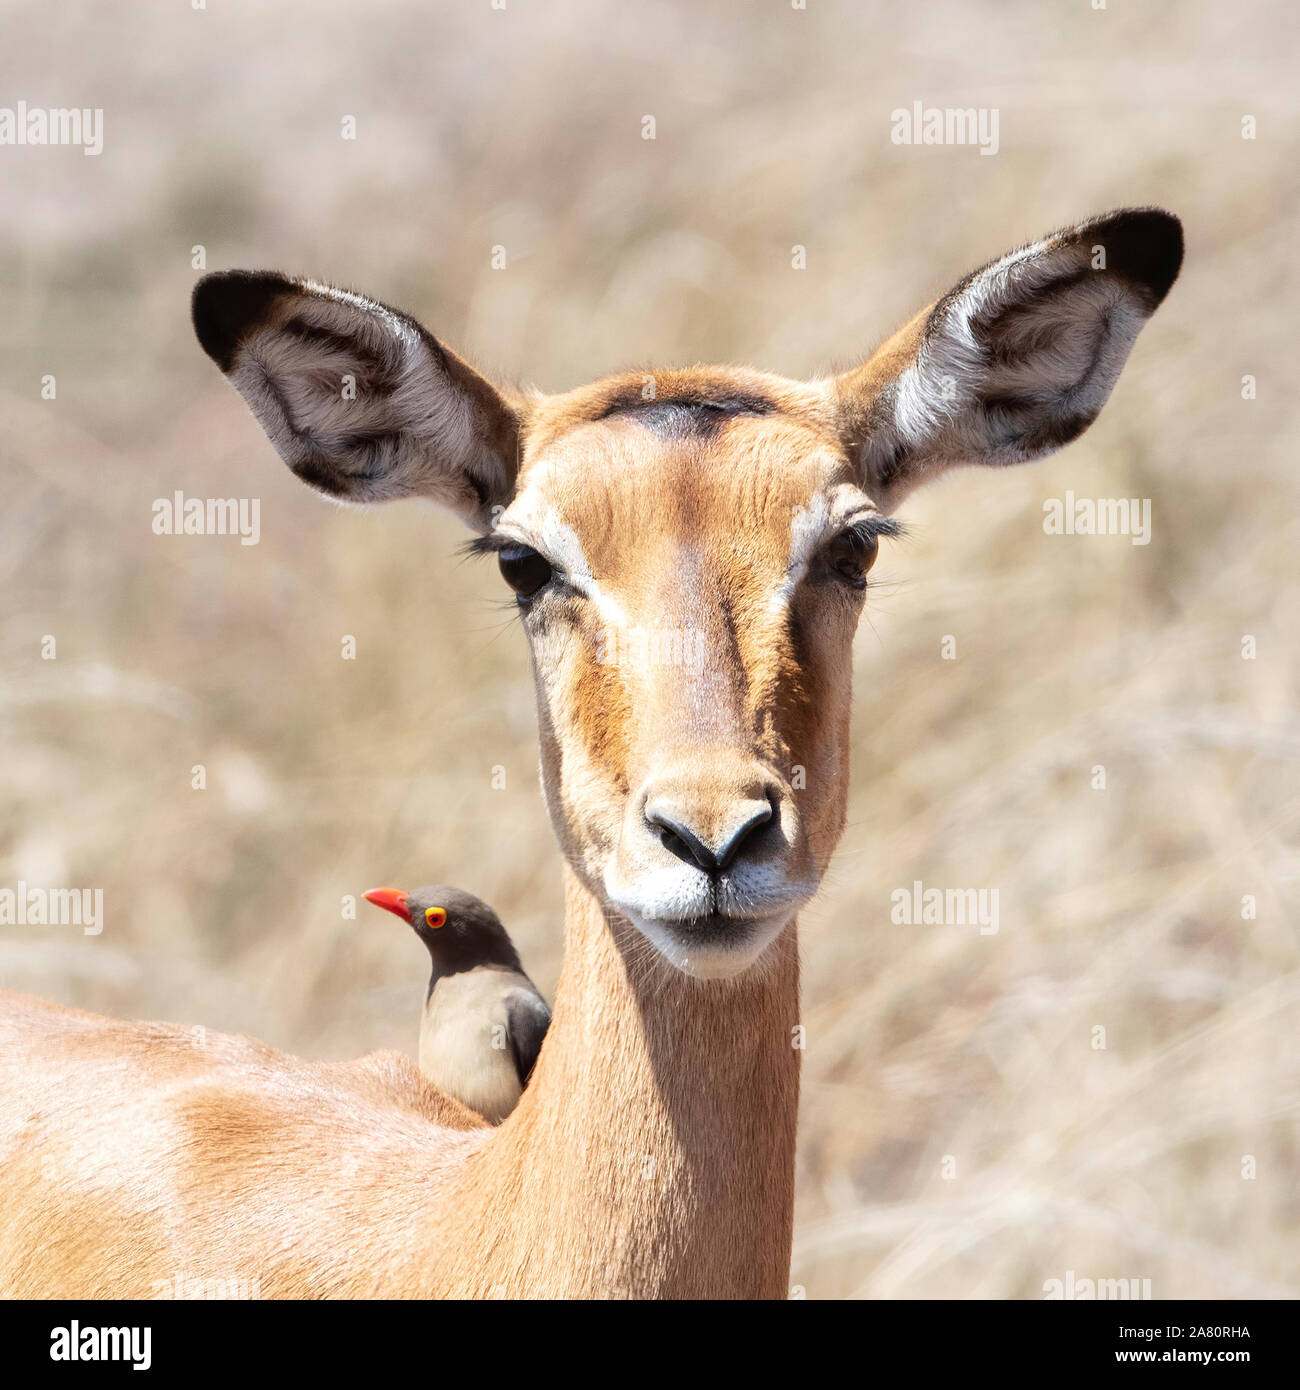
[522,366,823,457]
[595,392,776,440]
[593,378,779,417]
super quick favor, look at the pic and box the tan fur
[506,407,861,951]
[2,210,1180,1298]
[0,873,796,1298]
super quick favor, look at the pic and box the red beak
[363,887,411,923]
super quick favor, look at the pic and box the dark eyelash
[461,516,907,564]
[460,533,514,559]
[843,515,906,547]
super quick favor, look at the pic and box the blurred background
[2,0,1297,1298]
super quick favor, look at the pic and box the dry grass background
[2,0,1297,1298]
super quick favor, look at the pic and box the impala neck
[455,865,801,1298]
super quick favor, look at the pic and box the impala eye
[825,529,879,589]
[498,544,553,598]
[425,907,447,929]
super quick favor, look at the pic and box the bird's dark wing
[504,987,551,1089]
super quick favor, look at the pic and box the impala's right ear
[192,271,520,532]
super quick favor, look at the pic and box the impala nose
[644,788,776,873]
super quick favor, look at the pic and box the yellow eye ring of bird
[425,907,447,929]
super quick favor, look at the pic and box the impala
[0,208,1182,1298]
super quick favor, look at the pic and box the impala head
[194,208,1181,979]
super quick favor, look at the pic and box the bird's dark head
[363,884,522,973]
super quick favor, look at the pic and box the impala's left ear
[832,208,1183,513]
